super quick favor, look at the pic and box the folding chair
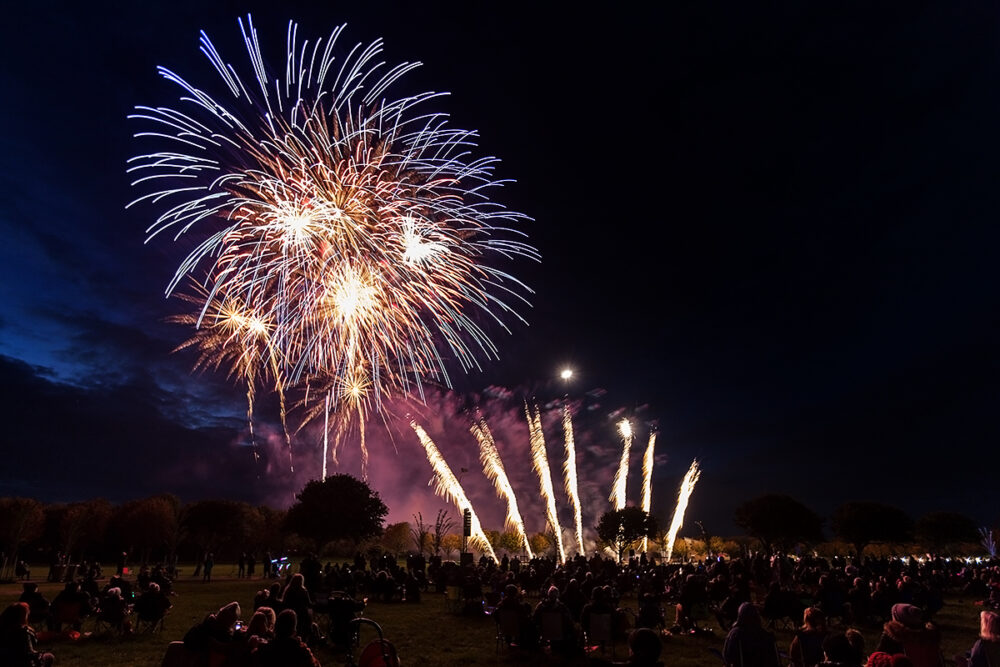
[444,585,463,614]
[495,608,522,654]
[585,612,615,656]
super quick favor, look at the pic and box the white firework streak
[471,417,533,559]
[410,421,497,560]
[609,419,633,510]
[640,431,657,552]
[665,459,701,561]
[526,403,566,563]
[561,404,585,555]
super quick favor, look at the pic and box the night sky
[2,1,998,542]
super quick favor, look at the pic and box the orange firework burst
[130,16,537,474]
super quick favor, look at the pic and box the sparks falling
[130,16,537,474]
[561,404,585,555]
[526,403,566,563]
[640,431,657,552]
[665,459,701,561]
[471,415,533,558]
[610,418,633,511]
[411,421,497,560]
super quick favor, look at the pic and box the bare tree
[432,509,455,556]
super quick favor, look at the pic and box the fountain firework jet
[410,421,497,560]
[610,419,633,510]
[561,404,585,555]
[526,403,566,563]
[665,459,701,560]
[640,431,657,552]
[471,416,533,558]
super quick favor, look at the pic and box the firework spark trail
[640,431,657,552]
[665,459,701,561]
[610,419,633,511]
[411,421,497,560]
[322,392,330,479]
[526,403,566,563]
[130,16,537,473]
[471,416,533,558]
[561,404,585,555]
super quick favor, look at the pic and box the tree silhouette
[916,511,979,554]
[596,507,659,562]
[831,502,913,556]
[734,494,823,553]
[284,474,387,551]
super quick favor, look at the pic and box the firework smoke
[561,404,585,555]
[610,418,633,510]
[411,420,497,560]
[471,415,533,558]
[665,459,701,560]
[526,403,566,563]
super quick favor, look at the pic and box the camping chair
[48,599,83,632]
[135,603,168,634]
[585,612,615,656]
[495,608,523,654]
[444,585,463,614]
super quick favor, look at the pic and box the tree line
[0,481,994,579]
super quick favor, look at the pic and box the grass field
[0,563,986,666]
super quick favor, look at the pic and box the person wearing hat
[874,604,943,667]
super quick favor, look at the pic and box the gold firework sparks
[665,459,701,560]
[526,403,565,563]
[471,415,533,558]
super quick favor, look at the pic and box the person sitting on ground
[251,609,320,667]
[0,602,55,667]
[790,607,829,667]
[875,604,943,667]
[247,607,276,647]
[183,600,242,661]
[723,602,781,667]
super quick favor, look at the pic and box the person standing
[203,553,215,583]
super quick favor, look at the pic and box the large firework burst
[129,16,538,474]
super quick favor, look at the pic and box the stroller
[346,618,400,667]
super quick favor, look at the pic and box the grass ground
[0,563,986,666]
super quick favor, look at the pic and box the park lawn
[0,563,986,666]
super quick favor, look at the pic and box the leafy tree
[61,498,112,561]
[497,530,524,555]
[410,513,431,556]
[528,532,551,557]
[109,495,178,564]
[484,529,502,552]
[381,522,411,554]
[0,497,44,578]
[432,509,455,556]
[183,499,249,560]
[284,475,388,551]
[596,507,659,562]
[831,502,913,556]
[733,494,823,553]
[916,511,980,554]
[440,533,462,558]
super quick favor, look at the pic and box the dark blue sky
[1,1,998,540]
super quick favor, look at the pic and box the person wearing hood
[956,610,1000,667]
[875,604,943,667]
[723,602,781,667]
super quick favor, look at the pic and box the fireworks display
[610,418,633,510]
[471,415,533,558]
[526,403,566,563]
[640,431,657,552]
[665,459,701,560]
[129,16,537,474]
[410,420,497,560]
[561,403,585,555]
